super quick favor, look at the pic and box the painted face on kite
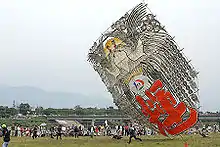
[88,2,199,137]
[103,37,126,58]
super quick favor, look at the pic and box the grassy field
[3,134,220,147]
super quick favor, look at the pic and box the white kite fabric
[87,3,199,136]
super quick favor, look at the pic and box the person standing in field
[17,125,21,137]
[11,125,15,137]
[124,125,129,136]
[74,126,79,138]
[2,124,10,147]
[128,124,142,144]
[50,126,54,139]
[90,126,94,138]
[56,125,62,140]
[95,127,99,136]
[32,126,38,139]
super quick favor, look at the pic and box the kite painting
[87,2,199,137]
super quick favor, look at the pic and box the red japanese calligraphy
[135,79,198,136]
[136,95,167,136]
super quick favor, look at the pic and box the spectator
[2,124,10,147]
[74,126,79,138]
[32,126,38,139]
[56,125,62,140]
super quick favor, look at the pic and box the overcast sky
[0,0,219,111]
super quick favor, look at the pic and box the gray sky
[0,0,219,111]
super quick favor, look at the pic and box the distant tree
[0,106,17,118]
[7,108,17,116]
[0,106,7,118]
[74,105,82,110]
[108,106,114,110]
[43,108,58,116]
[74,105,85,115]
[199,111,203,114]
[18,103,31,115]
[0,103,125,117]
[35,106,44,115]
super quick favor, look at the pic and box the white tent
[40,123,47,127]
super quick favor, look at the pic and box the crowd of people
[1,122,219,146]
[0,122,150,146]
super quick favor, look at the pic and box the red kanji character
[166,107,198,135]
[136,79,198,136]
[136,95,160,122]
[156,91,187,128]
[135,95,167,136]
[148,80,163,93]
[151,81,198,135]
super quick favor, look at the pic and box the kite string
[180,134,188,147]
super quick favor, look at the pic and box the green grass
[3,134,220,147]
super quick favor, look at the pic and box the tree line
[0,103,123,118]
[1,103,215,119]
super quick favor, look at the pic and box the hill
[0,85,113,108]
